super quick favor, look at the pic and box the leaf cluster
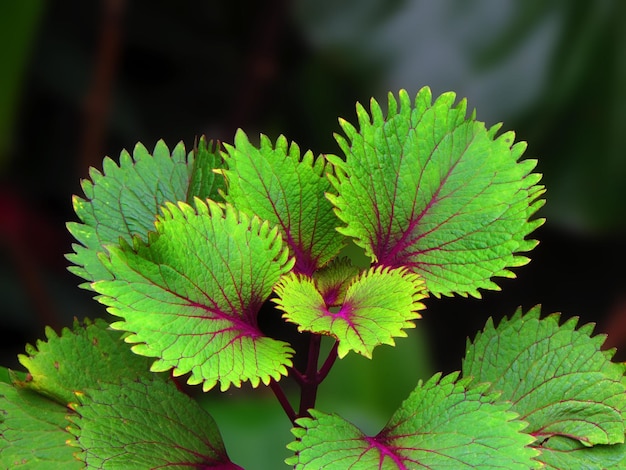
[2,87,624,468]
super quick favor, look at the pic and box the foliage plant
[2,87,626,469]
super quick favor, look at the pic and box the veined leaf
[67,137,224,285]
[275,266,426,359]
[287,373,539,468]
[535,436,626,469]
[17,318,155,405]
[93,199,295,391]
[0,384,81,469]
[311,257,361,307]
[69,378,242,469]
[463,306,626,465]
[327,87,545,297]
[222,130,345,275]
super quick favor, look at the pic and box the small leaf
[463,306,626,462]
[67,138,225,285]
[17,318,155,405]
[222,130,345,275]
[311,257,361,307]
[275,266,426,358]
[287,373,539,468]
[93,199,295,391]
[69,377,242,469]
[187,136,227,203]
[327,87,545,297]
[0,383,82,469]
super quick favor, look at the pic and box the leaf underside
[463,305,626,467]
[69,378,239,469]
[0,384,82,469]
[327,87,545,297]
[288,372,539,469]
[67,137,224,286]
[93,199,295,391]
[17,318,155,405]
[1,319,237,469]
[222,130,345,275]
[275,265,426,359]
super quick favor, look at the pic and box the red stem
[317,340,339,382]
[297,334,322,418]
[269,379,296,425]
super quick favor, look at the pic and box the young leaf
[287,372,539,468]
[311,257,361,307]
[274,266,426,359]
[222,130,345,275]
[69,377,242,469]
[463,306,626,464]
[17,318,155,405]
[0,384,82,469]
[67,137,224,285]
[93,199,295,391]
[327,87,545,297]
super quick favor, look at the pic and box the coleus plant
[1,87,625,469]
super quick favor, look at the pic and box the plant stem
[269,379,296,424]
[317,340,339,382]
[297,334,322,418]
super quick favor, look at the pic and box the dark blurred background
[1,1,625,460]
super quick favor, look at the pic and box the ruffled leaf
[17,318,155,405]
[67,137,224,285]
[68,378,242,469]
[327,87,545,297]
[287,373,539,468]
[275,266,426,359]
[463,306,626,465]
[93,199,295,391]
[222,130,344,275]
[0,384,82,469]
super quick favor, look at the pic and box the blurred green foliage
[0,1,44,169]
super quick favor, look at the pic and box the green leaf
[16,318,155,405]
[274,266,426,359]
[0,383,82,469]
[327,87,545,297]
[311,257,361,307]
[536,436,626,469]
[93,199,295,391]
[462,306,626,463]
[222,130,345,275]
[69,377,242,469]
[67,137,225,285]
[187,136,227,204]
[287,372,539,469]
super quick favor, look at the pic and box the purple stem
[269,380,297,425]
[317,340,339,382]
[298,334,322,418]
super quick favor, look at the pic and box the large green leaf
[0,384,81,469]
[69,377,242,469]
[222,130,345,275]
[67,137,224,285]
[93,199,295,391]
[275,266,426,359]
[463,306,626,466]
[17,318,155,405]
[327,87,545,297]
[287,372,539,468]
